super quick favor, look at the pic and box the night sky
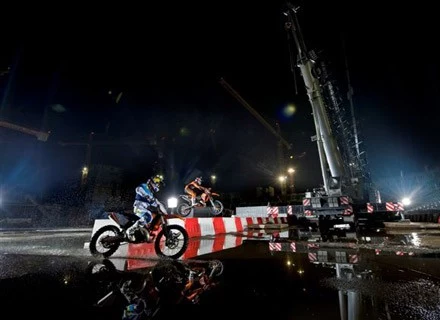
[0,1,438,198]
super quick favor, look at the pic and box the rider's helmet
[195,177,202,185]
[148,175,165,193]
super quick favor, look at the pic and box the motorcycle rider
[184,176,208,206]
[126,175,165,241]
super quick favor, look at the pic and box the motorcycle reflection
[87,258,224,319]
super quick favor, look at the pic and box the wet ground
[1,226,440,319]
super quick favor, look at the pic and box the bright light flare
[402,197,411,206]
[283,104,296,117]
[179,127,189,136]
[167,197,178,208]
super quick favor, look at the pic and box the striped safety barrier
[89,216,288,240]
[267,206,279,217]
[85,217,288,259]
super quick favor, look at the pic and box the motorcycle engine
[133,228,150,243]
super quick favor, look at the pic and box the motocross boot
[126,220,140,241]
[147,230,155,243]
[139,226,152,243]
[144,222,154,243]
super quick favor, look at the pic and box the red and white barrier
[89,216,288,240]
[235,205,288,218]
[85,217,288,258]
[267,206,279,217]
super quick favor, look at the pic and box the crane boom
[219,77,292,150]
[0,120,50,141]
[59,140,156,146]
[284,5,344,195]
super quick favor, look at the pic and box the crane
[219,78,294,194]
[282,4,404,228]
[284,5,344,197]
[1,66,50,142]
[0,120,50,141]
[219,77,292,151]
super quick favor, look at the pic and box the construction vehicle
[282,4,403,230]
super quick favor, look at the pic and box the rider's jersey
[135,183,157,207]
[185,180,202,191]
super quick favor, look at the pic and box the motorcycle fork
[160,215,170,235]
[150,214,161,228]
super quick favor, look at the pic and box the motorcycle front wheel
[210,200,224,216]
[154,225,189,259]
[89,225,123,258]
[208,259,224,277]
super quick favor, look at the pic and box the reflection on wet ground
[1,226,440,319]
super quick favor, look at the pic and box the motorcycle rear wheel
[89,225,123,258]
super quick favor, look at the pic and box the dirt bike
[176,188,224,217]
[89,200,189,260]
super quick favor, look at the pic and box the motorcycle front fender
[179,195,191,202]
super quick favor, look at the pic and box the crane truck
[283,4,404,231]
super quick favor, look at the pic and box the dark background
[0,0,438,200]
